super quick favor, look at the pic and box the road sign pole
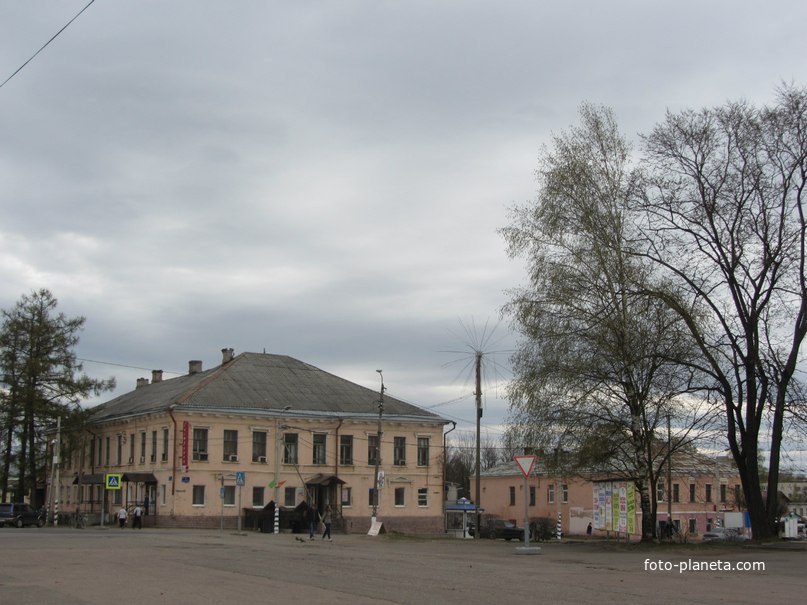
[523,474,530,546]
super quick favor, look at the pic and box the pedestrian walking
[117,506,128,529]
[132,504,143,529]
[586,522,592,538]
[321,505,332,541]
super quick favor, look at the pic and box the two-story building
[53,349,449,534]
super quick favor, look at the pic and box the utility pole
[371,370,385,522]
[474,352,482,538]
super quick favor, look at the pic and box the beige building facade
[54,350,448,534]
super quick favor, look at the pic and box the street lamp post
[371,370,385,522]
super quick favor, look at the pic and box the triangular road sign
[514,455,537,478]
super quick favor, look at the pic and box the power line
[0,0,97,90]
[77,358,183,376]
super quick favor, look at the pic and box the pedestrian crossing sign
[105,474,122,490]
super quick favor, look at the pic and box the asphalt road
[1,527,804,604]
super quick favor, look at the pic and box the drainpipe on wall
[168,405,178,516]
[334,418,343,511]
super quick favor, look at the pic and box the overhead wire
[0,0,97,90]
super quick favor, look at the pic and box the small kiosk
[445,498,479,539]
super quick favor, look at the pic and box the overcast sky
[1,1,805,458]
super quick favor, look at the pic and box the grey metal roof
[89,352,447,425]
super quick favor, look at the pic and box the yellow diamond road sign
[105,474,122,490]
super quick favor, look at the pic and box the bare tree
[501,104,714,540]
[636,85,807,539]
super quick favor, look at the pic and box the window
[368,435,380,466]
[252,486,264,507]
[222,486,236,506]
[113,488,121,505]
[252,431,267,462]
[688,518,697,534]
[417,487,428,507]
[116,435,123,466]
[672,483,680,503]
[689,484,696,503]
[705,484,712,503]
[140,432,146,462]
[417,437,429,466]
[313,433,327,465]
[393,437,406,466]
[149,430,156,462]
[192,485,205,506]
[223,430,238,460]
[341,486,352,507]
[547,484,555,503]
[162,428,169,462]
[192,428,208,461]
[129,434,135,463]
[562,484,568,503]
[529,486,536,506]
[283,433,298,464]
[369,488,379,507]
[657,482,665,502]
[340,435,353,465]
[284,487,296,507]
[509,486,516,506]
[720,484,727,503]
[105,436,110,466]
[395,487,405,506]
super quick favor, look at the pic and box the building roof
[89,352,446,425]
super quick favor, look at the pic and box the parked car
[482,519,525,541]
[0,502,44,528]
[701,527,749,542]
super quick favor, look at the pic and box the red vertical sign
[182,420,189,471]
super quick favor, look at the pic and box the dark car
[0,502,44,528]
[484,519,525,541]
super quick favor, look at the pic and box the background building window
[341,486,352,507]
[562,484,568,503]
[192,485,205,505]
[417,487,428,507]
[689,484,696,503]
[222,486,236,505]
[688,518,697,534]
[223,430,238,460]
[509,486,516,506]
[368,435,380,466]
[284,486,296,507]
[673,483,680,503]
[340,435,353,465]
[116,435,122,466]
[313,433,327,465]
[705,484,712,503]
[151,430,157,462]
[162,428,169,462]
[529,486,536,506]
[547,484,555,503]
[417,437,429,466]
[720,484,727,503]
[140,432,146,462]
[252,431,267,462]
[657,482,664,502]
[284,433,298,464]
[393,437,406,465]
[192,428,208,461]
[395,487,405,506]
[369,488,379,507]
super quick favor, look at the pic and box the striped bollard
[556,512,562,541]
[274,506,279,534]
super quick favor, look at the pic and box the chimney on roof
[221,347,235,364]
[152,369,163,383]
[189,360,203,374]
[136,377,150,389]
